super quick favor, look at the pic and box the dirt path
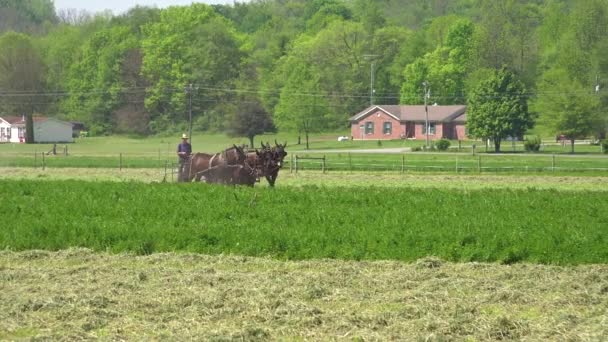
[1,250,606,340]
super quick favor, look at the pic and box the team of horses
[180,141,287,187]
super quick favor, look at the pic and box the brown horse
[197,164,257,187]
[259,141,287,187]
[184,145,247,182]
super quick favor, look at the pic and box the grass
[1,249,606,340]
[2,179,607,265]
[291,152,608,173]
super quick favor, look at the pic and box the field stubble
[3,167,608,191]
[1,249,607,341]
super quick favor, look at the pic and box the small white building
[0,116,73,143]
[0,117,12,143]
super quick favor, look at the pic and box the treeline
[0,0,607,143]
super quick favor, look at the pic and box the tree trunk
[297,135,301,145]
[25,112,34,144]
[248,135,254,149]
[494,138,501,153]
[305,131,310,150]
[570,139,575,154]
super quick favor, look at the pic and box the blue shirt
[178,142,192,157]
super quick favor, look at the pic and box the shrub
[524,137,541,152]
[602,140,608,154]
[377,140,382,147]
[435,139,451,151]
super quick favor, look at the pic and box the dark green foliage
[1,180,607,265]
[602,140,608,154]
[467,68,534,152]
[524,136,542,152]
[435,139,451,151]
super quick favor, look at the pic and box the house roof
[350,105,467,123]
[0,116,69,126]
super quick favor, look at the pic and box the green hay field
[2,179,607,265]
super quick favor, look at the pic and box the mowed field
[2,135,608,340]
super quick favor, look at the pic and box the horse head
[273,140,288,168]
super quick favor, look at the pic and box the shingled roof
[350,105,466,123]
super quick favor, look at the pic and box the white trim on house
[351,106,401,122]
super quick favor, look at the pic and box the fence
[2,151,608,175]
[288,153,608,173]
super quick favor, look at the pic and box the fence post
[164,160,168,182]
[290,154,294,173]
[477,155,481,173]
[456,156,459,173]
[34,151,37,169]
[348,152,352,172]
[552,154,556,172]
[458,140,462,152]
[322,155,326,174]
[295,155,298,174]
[42,152,45,171]
[119,153,122,171]
[401,154,405,174]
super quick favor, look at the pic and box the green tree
[0,0,57,33]
[141,4,244,133]
[227,97,275,148]
[467,68,533,152]
[62,26,138,134]
[0,32,46,122]
[535,68,602,153]
[274,63,328,150]
[400,18,475,105]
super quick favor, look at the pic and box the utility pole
[423,80,430,149]
[363,54,380,106]
[185,84,195,145]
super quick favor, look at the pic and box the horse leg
[265,174,275,187]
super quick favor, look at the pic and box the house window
[365,122,374,134]
[422,123,436,135]
[383,122,392,135]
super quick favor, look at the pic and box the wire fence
[2,151,608,175]
[288,153,608,173]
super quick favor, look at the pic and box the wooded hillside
[0,0,606,139]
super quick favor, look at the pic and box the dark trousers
[178,157,190,182]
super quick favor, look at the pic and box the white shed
[33,118,74,143]
[0,116,74,143]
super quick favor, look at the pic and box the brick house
[349,105,468,140]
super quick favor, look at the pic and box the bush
[524,137,541,152]
[435,139,451,151]
[602,140,608,154]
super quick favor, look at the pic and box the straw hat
[181,133,188,139]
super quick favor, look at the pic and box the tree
[0,32,46,127]
[534,68,602,153]
[467,68,534,152]
[400,18,475,105]
[61,26,138,135]
[227,98,275,148]
[274,63,328,150]
[141,4,244,133]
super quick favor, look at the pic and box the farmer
[177,133,192,182]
